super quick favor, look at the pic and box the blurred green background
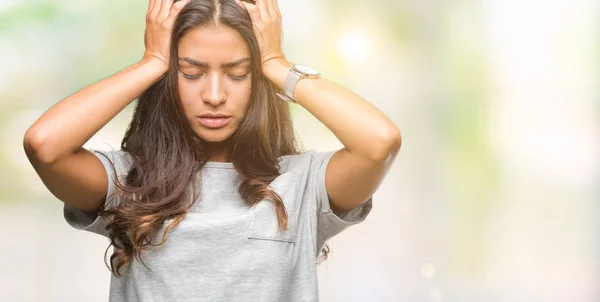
[1,0,599,301]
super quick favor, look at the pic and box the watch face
[294,64,319,76]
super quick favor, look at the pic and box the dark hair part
[98,0,330,277]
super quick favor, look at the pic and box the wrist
[140,55,169,73]
[262,58,293,90]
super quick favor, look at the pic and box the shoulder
[277,149,337,174]
[90,148,134,176]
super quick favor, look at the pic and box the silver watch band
[275,64,320,103]
[276,69,301,103]
[284,69,302,100]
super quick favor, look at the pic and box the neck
[206,140,230,162]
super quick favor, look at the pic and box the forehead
[177,26,249,63]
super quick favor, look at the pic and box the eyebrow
[178,57,251,68]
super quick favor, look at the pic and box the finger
[159,0,174,20]
[147,0,156,19]
[239,1,263,25]
[164,0,189,25]
[266,0,280,17]
[150,0,162,19]
[255,0,270,22]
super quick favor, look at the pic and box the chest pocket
[247,172,302,243]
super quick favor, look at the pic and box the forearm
[24,58,167,164]
[263,59,401,161]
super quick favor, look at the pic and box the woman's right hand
[25,2,192,214]
[142,0,190,69]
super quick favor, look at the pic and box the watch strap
[276,65,321,103]
[284,68,302,100]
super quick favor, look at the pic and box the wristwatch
[276,64,321,103]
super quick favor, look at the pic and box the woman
[23,0,401,300]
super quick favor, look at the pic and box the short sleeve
[307,150,373,255]
[63,149,132,238]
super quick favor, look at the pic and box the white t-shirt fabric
[64,149,373,302]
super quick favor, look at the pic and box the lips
[198,116,231,129]
[199,113,231,118]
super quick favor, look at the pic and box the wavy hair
[98,0,330,277]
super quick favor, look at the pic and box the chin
[195,129,234,143]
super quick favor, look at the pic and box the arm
[23,0,186,212]
[240,0,402,214]
[24,58,167,212]
[24,59,167,164]
[264,60,401,214]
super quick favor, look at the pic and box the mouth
[197,116,231,129]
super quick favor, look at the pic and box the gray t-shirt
[64,149,373,302]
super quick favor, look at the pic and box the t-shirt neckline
[203,161,235,169]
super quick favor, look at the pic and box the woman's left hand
[236,0,286,68]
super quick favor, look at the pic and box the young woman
[23,0,401,300]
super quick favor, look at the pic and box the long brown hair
[99,0,330,277]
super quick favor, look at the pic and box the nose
[202,73,226,106]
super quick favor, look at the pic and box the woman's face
[176,25,252,144]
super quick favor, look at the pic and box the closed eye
[182,72,203,80]
[180,72,249,81]
[227,72,250,81]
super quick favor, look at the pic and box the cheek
[233,82,252,114]
[235,83,252,104]
[177,84,196,118]
[177,80,196,106]
[177,79,190,101]
[231,77,252,102]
